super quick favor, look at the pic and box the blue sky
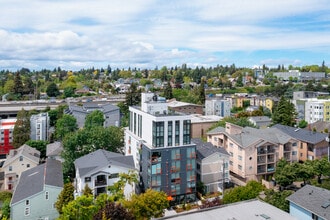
[1,0,330,71]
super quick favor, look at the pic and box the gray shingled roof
[287,185,330,219]
[192,138,229,159]
[273,124,327,144]
[3,144,40,168]
[46,142,63,157]
[11,158,63,205]
[74,149,135,177]
[207,126,226,135]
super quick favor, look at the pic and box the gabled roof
[46,142,63,157]
[11,158,63,205]
[207,126,294,149]
[287,185,330,219]
[192,138,229,160]
[272,124,327,144]
[74,149,135,177]
[3,144,40,168]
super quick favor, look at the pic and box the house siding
[11,186,61,220]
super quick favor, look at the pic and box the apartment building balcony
[257,165,266,174]
[284,152,291,161]
[284,144,291,152]
[94,175,107,187]
[257,156,266,164]
[267,155,275,163]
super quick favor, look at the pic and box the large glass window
[171,160,180,172]
[187,147,196,159]
[134,113,136,134]
[183,120,191,144]
[171,149,180,160]
[175,121,180,146]
[152,121,164,147]
[186,159,196,170]
[138,115,142,137]
[168,121,173,146]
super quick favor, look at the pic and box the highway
[0,95,125,117]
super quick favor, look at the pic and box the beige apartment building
[207,123,299,182]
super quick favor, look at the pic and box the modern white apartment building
[125,93,197,204]
[30,112,50,141]
[205,99,231,117]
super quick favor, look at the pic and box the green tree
[311,157,330,183]
[298,120,308,128]
[272,96,297,126]
[124,189,169,220]
[25,140,48,159]
[3,79,15,94]
[55,182,75,214]
[13,72,24,97]
[12,109,31,148]
[23,77,34,95]
[125,83,141,109]
[163,83,173,100]
[84,110,105,129]
[59,195,98,220]
[55,114,78,140]
[223,180,263,204]
[198,79,206,105]
[46,82,60,97]
[108,171,138,202]
[1,199,11,219]
[274,159,296,188]
[62,126,124,177]
[63,86,75,98]
[263,189,293,212]
[82,184,93,196]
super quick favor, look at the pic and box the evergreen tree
[198,79,206,105]
[46,82,60,97]
[23,77,34,95]
[125,83,141,109]
[12,109,30,148]
[163,83,173,100]
[55,182,75,214]
[13,72,24,97]
[272,96,297,126]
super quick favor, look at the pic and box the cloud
[0,0,330,70]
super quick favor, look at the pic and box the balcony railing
[94,179,107,186]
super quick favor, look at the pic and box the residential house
[74,149,135,198]
[272,124,328,161]
[46,142,63,162]
[125,93,197,204]
[10,158,63,220]
[30,112,50,141]
[193,138,230,194]
[167,99,203,115]
[191,114,222,139]
[287,185,330,220]
[0,118,16,156]
[3,144,40,191]
[248,116,272,129]
[207,123,299,182]
[65,102,120,128]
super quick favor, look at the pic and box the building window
[152,121,164,147]
[238,155,242,161]
[171,149,180,160]
[45,191,49,200]
[187,147,196,159]
[25,207,30,216]
[9,166,12,171]
[27,164,30,168]
[229,161,233,165]
[238,165,242,170]
[109,173,119,179]
[183,120,191,145]
[133,113,137,134]
[171,160,180,172]
[26,200,29,206]
[168,121,173,146]
[292,151,297,156]
[19,156,23,161]
[175,121,180,146]
[85,177,91,182]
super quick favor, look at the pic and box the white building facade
[125,93,197,204]
[205,99,231,117]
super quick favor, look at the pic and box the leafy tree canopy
[84,110,105,129]
[12,109,31,148]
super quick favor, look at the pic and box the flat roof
[191,114,222,123]
[160,199,297,220]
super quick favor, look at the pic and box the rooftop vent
[260,214,270,219]
[321,201,330,209]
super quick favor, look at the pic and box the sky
[1,0,330,71]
